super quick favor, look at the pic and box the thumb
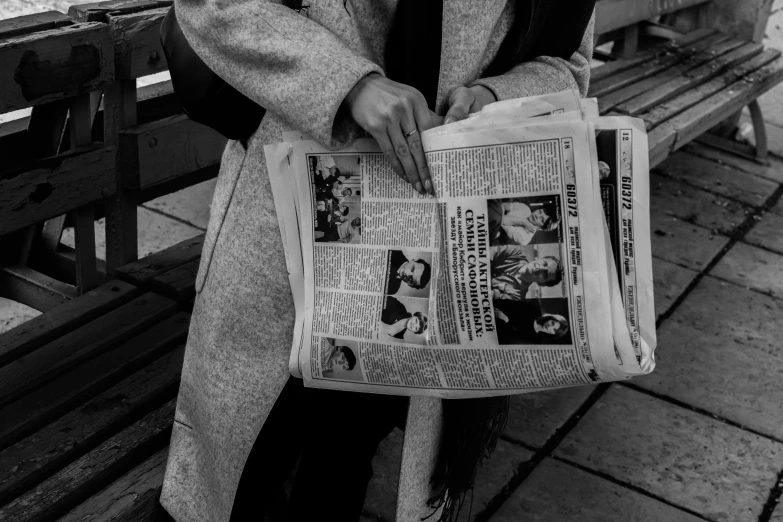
[444,88,472,125]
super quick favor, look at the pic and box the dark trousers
[230,378,409,522]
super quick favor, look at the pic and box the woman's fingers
[374,132,406,181]
[444,87,474,125]
[388,125,424,194]
[404,102,435,195]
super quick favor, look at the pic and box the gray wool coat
[160,1,594,521]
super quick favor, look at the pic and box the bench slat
[0,146,116,237]
[0,399,175,522]
[0,313,188,451]
[122,115,227,190]
[642,48,783,129]
[595,0,711,35]
[617,41,765,116]
[599,36,746,113]
[0,22,114,113]
[69,0,172,22]
[0,344,184,505]
[0,292,176,409]
[151,259,200,305]
[115,234,205,287]
[667,56,783,153]
[0,11,73,40]
[589,32,727,98]
[647,53,783,165]
[590,28,716,83]
[57,447,172,522]
[0,280,138,368]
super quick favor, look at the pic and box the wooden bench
[591,0,782,167]
[0,235,204,521]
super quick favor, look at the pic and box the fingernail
[444,116,455,125]
[424,179,433,195]
[415,182,423,194]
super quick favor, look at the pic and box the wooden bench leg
[748,99,768,160]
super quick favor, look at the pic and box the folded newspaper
[265,89,656,399]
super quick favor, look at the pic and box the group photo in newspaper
[265,89,657,398]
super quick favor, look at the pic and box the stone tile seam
[621,382,783,446]
[138,205,208,232]
[653,153,778,209]
[740,232,783,257]
[685,146,783,180]
[654,182,783,328]
[757,467,783,522]
[472,384,612,522]
[706,271,783,302]
[546,453,714,522]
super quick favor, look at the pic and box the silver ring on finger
[404,128,419,139]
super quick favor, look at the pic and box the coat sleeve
[468,10,595,99]
[173,0,383,148]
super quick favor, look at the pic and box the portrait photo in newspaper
[487,195,563,246]
[318,337,364,382]
[383,249,433,298]
[378,295,430,345]
[493,297,572,345]
[310,153,363,244]
[489,243,565,302]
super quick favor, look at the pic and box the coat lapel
[436,0,513,111]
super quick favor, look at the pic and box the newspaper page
[265,91,655,397]
[591,117,656,371]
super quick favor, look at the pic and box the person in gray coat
[160,1,595,521]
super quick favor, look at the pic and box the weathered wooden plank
[598,36,745,113]
[616,41,764,116]
[0,399,175,522]
[0,145,116,236]
[121,114,226,190]
[590,28,716,83]
[0,292,176,409]
[0,11,73,39]
[648,127,676,168]
[0,23,114,113]
[0,279,138,368]
[668,57,783,151]
[57,447,172,522]
[0,345,184,505]
[595,0,711,34]
[0,313,188,451]
[69,0,172,23]
[0,265,77,312]
[108,8,169,79]
[150,258,199,303]
[589,32,727,98]
[642,49,782,128]
[115,234,204,287]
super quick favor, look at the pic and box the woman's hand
[344,73,441,195]
[444,85,497,125]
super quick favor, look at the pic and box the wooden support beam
[108,8,169,80]
[104,80,140,274]
[0,265,77,312]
